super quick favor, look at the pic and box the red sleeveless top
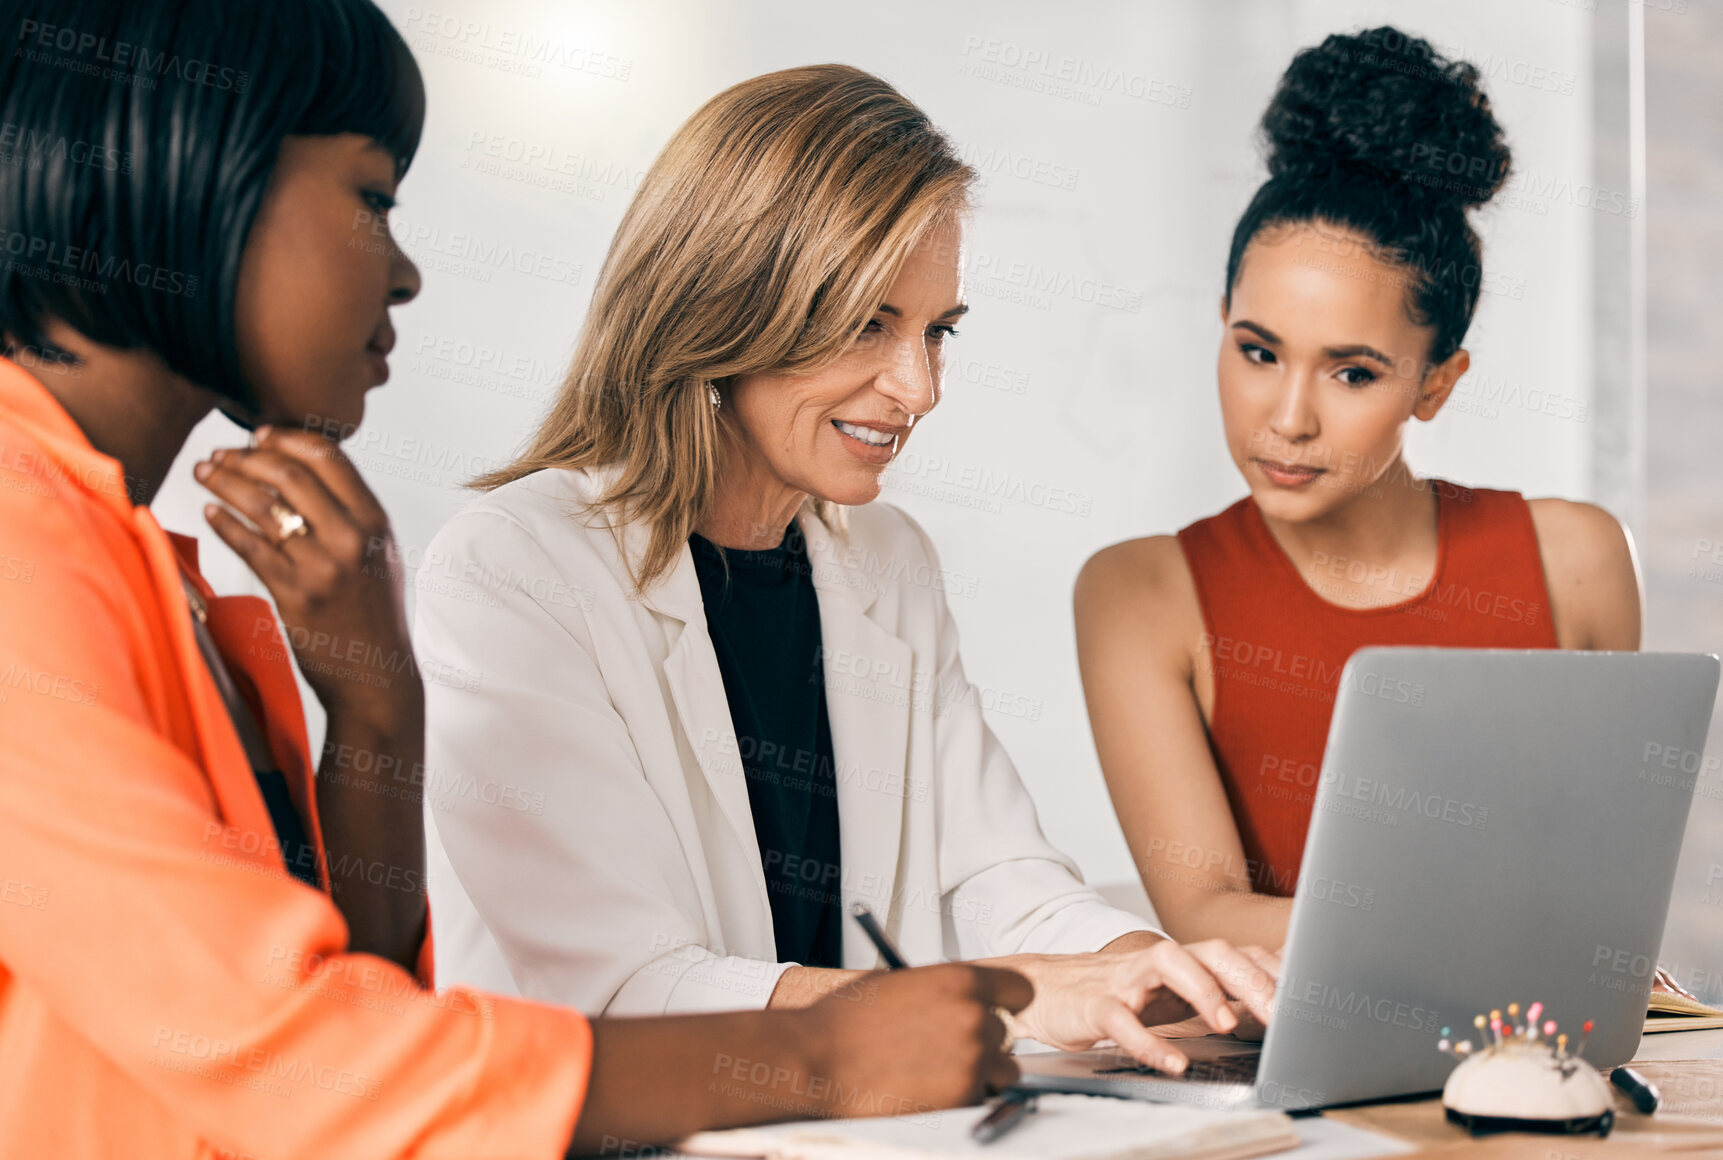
[1176,482,1559,895]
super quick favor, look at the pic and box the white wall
[154,0,1598,893]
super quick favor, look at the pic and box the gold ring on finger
[268,501,310,545]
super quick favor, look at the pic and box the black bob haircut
[1225,26,1512,368]
[0,0,424,417]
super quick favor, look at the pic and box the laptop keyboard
[1095,1053,1261,1084]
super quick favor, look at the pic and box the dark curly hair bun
[1262,27,1511,208]
[1223,24,1515,364]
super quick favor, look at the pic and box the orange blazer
[0,357,591,1159]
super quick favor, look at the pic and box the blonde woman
[416,65,1275,1072]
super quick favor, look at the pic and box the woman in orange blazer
[0,1,1030,1156]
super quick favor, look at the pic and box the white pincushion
[1442,1038,1613,1121]
[1437,1004,1615,1134]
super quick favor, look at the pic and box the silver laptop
[1020,648,1720,1111]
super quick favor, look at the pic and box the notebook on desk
[1645,991,1723,1033]
[676,1094,1300,1160]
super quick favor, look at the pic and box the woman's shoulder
[435,468,607,545]
[423,467,628,590]
[1076,534,1194,612]
[1075,535,1205,675]
[1518,494,1636,584]
[1522,496,1629,548]
[1523,497,1640,649]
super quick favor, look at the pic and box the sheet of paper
[679,1093,1299,1160]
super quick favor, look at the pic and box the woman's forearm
[1158,889,1291,950]
[315,700,428,971]
[570,1011,824,1153]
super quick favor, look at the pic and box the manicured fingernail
[1217,1007,1238,1031]
[193,461,211,481]
[203,503,220,520]
[1163,1055,1186,1075]
[255,425,274,441]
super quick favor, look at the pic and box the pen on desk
[1610,1066,1660,1114]
[971,1089,1036,1144]
[849,902,910,969]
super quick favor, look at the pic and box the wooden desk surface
[1321,1029,1723,1156]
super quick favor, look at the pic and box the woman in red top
[1075,28,1641,953]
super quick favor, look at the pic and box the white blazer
[415,466,1156,1015]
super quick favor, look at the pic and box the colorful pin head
[1439,1002,1597,1072]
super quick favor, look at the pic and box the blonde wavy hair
[473,64,976,593]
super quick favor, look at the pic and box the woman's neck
[12,332,216,507]
[1256,457,1439,570]
[696,434,808,550]
[697,486,807,550]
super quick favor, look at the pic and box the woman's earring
[708,384,722,410]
